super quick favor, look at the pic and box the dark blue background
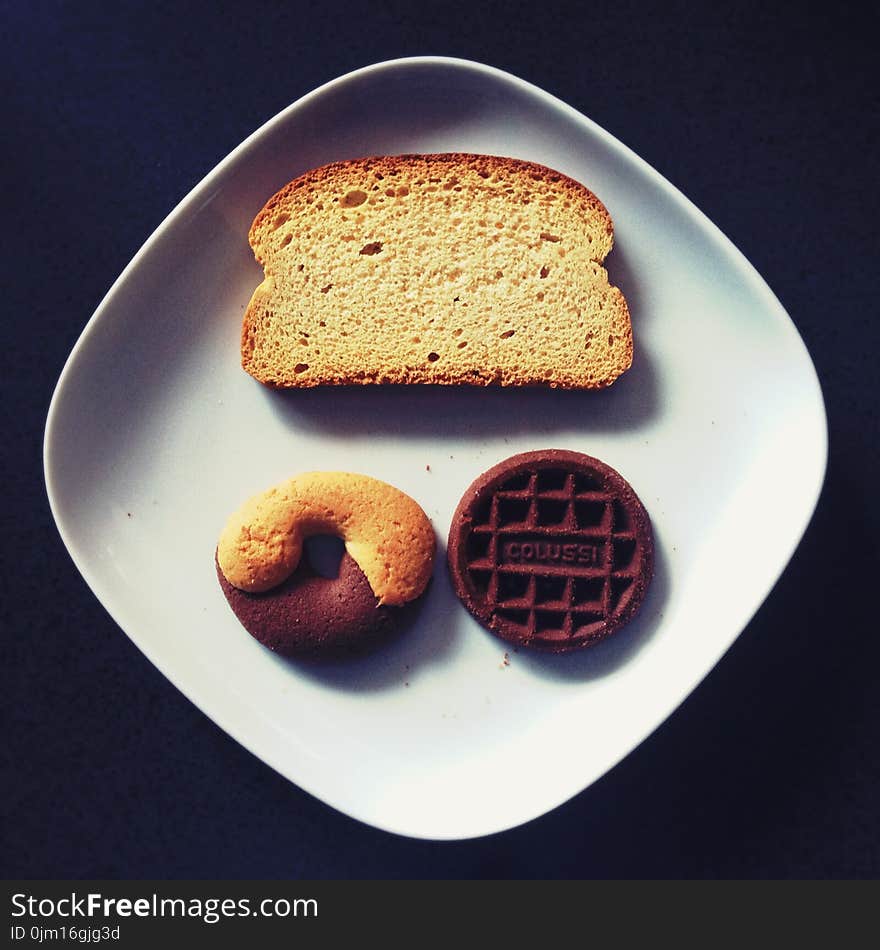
[3,0,878,878]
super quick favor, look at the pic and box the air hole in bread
[341,190,367,208]
[320,283,332,293]
[500,330,515,339]
[360,242,383,255]
[540,265,550,278]
[540,232,561,242]
[427,352,440,362]
[294,363,309,374]
[280,233,293,247]
[272,213,290,230]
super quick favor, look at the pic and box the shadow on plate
[260,353,659,440]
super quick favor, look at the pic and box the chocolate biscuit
[447,450,654,652]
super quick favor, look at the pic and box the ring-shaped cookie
[217,471,435,605]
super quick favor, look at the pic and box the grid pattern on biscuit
[464,467,643,645]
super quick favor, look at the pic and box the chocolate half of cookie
[216,550,411,657]
[447,450,654,653]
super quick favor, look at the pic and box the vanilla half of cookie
[216,471,435,606]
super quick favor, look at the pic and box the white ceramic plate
[44,57,827,840]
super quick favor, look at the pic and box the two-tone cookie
[216,472,435,655]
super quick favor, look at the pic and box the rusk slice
[241,154,632,389]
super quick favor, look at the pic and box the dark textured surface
[216,551,405,655]
[3,0,878,878]
[447,450,654,652]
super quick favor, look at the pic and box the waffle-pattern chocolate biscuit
[448,450,654,652]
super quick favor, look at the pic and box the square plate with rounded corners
[44,57,826,840]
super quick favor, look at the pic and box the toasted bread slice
[241,154,632,389]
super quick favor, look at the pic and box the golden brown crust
[241,154,632,389]
[248,154,613,248]
[216,471,435,606]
